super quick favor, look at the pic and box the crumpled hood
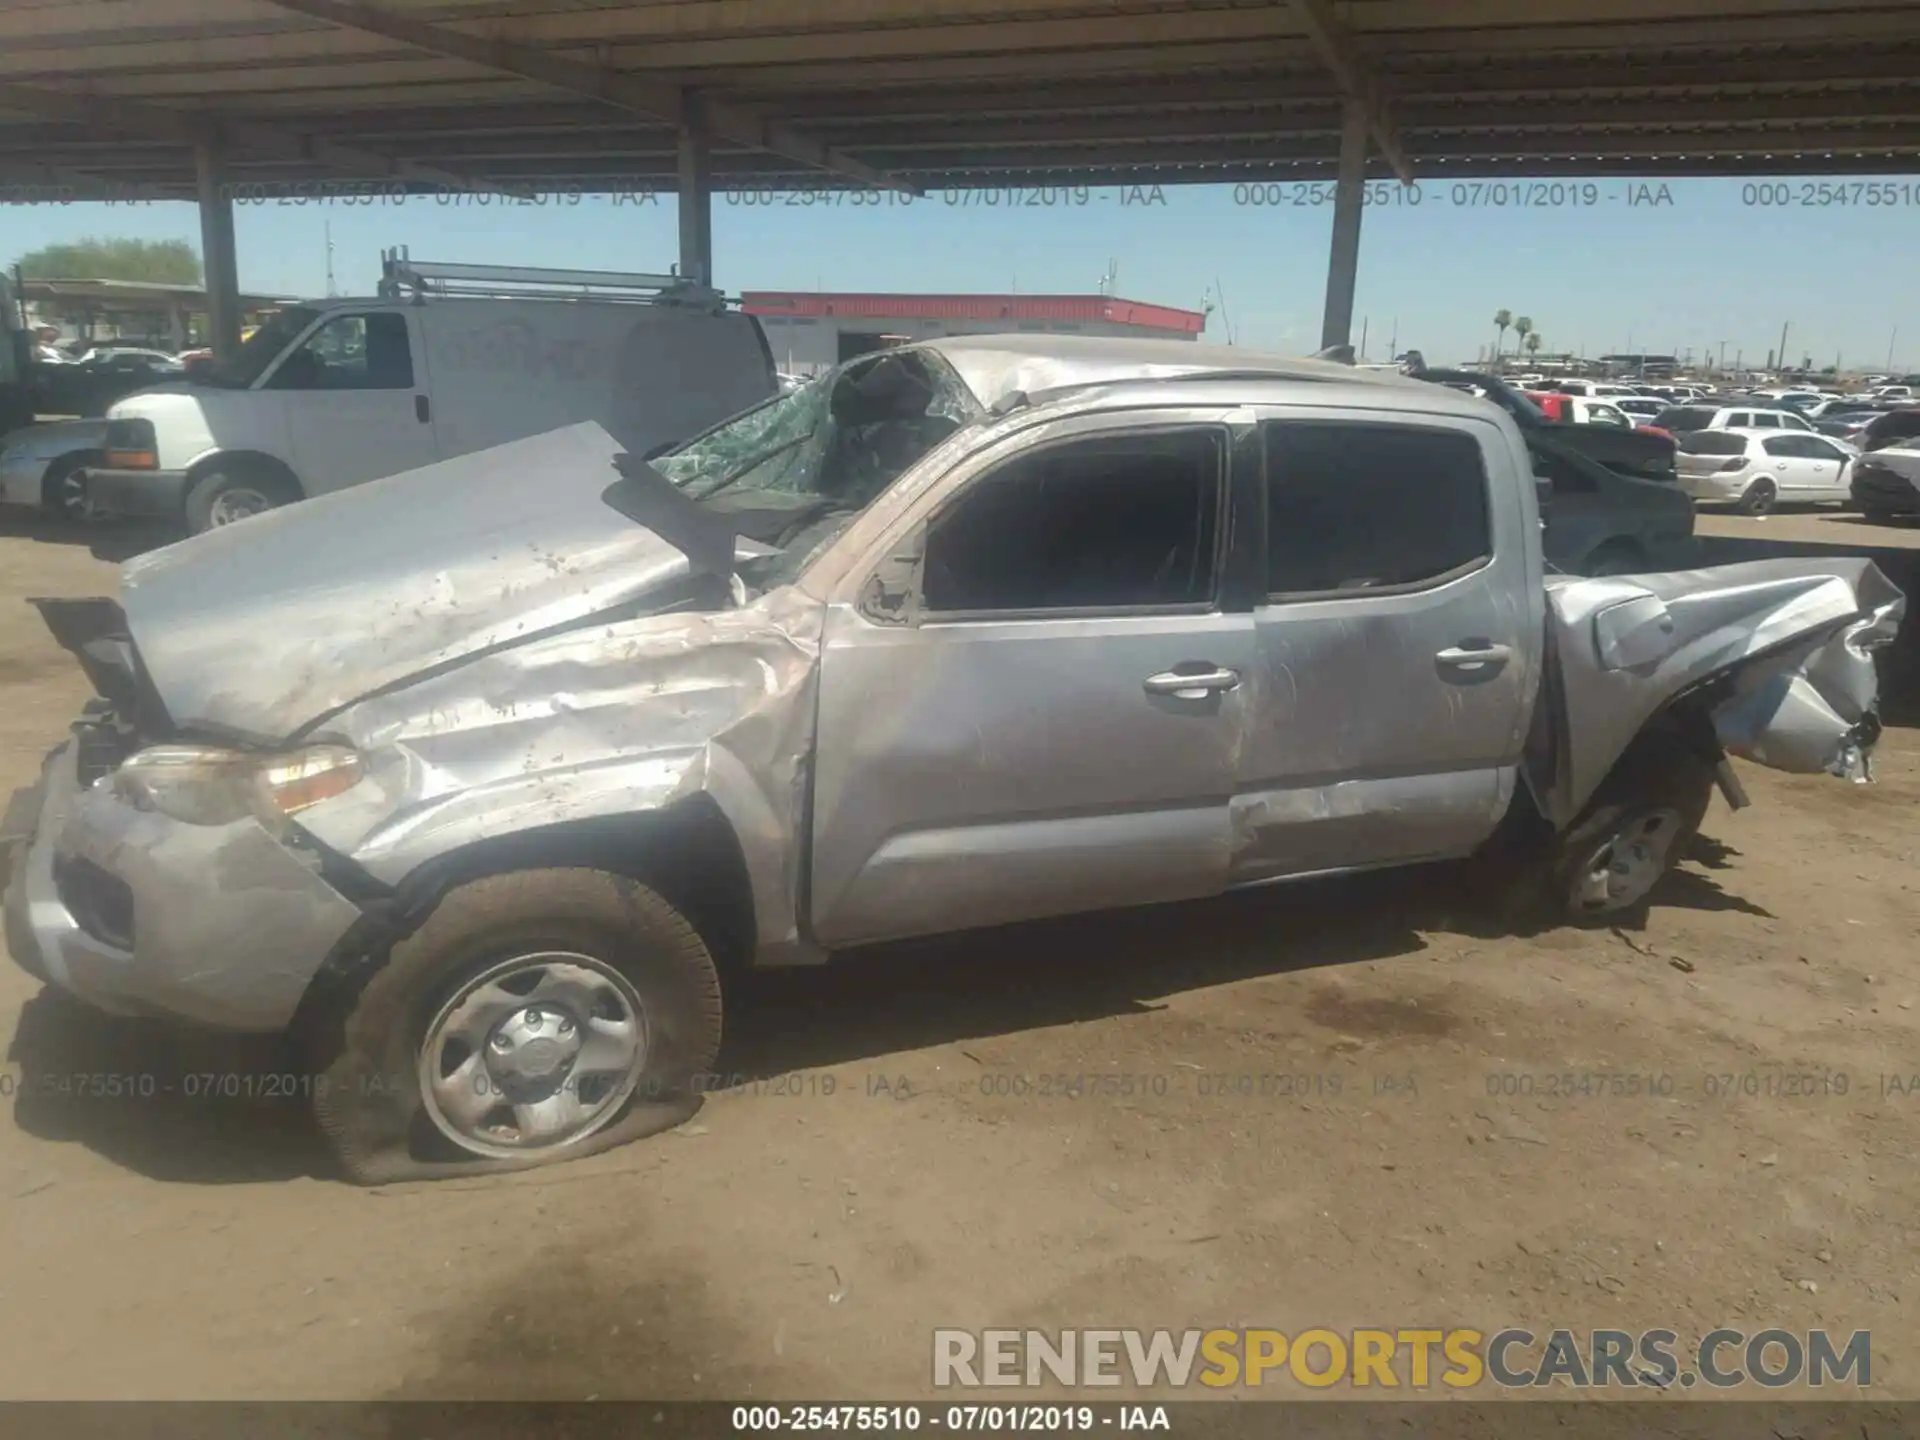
[120,422,718,744]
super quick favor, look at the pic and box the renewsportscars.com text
[932,1327,1870,1390]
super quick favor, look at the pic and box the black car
[1413,366,1678,482]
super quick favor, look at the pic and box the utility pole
[1359,315,1369,360]
[1777,321,1791,379]
[1717,339,1727,372]
[1888,325,1898,372]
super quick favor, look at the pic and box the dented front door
[804,411,1254,949]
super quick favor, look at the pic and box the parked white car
[1553,379,1640,399]
[1612,397,1670,426]
[1655,404,1816,436]
[1676,428,1856,514]
[84,255,777,533]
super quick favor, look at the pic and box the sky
[3,174,1914,372]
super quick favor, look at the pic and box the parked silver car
[0,418,108,520]
[2,336,1904,1182]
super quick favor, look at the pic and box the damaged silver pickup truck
[1,336,1904,1182]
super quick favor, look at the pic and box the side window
[1264,422,1491,596]
[1784,412,1812,430]
[1751,412,1780,429]
[268,313,414,391]
[1761,435,1802,458]
[919,428,1225,615]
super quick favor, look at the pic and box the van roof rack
[377,247,729,309]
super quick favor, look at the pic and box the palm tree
[1512,316,1535,363]
[1524,330,1543,361]
[1492,309,1513,365]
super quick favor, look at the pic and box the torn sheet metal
[298,584,825,964]
[117,423,717,744]
[1530,556,1905,828]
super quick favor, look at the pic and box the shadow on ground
[6,845,1771,1186]
[0,511,178,564]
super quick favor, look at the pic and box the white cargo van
[85,253,777,532]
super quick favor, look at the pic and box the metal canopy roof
[2,0,1919,200]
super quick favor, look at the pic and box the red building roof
[741,291,1205,335]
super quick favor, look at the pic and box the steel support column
[1319,99,1368,353]
[677,109,714,287]
[194,141,242,363]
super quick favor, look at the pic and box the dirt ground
[0,507,1915,1403]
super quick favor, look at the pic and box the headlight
[111,744,362,829]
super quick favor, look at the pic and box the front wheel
[309,869,722,1184]
[1549,738,1715,925]
[184,465,300,533]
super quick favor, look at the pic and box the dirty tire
[310,869,720,1185]
[183,464,300,533]
[1548,737,1715,927]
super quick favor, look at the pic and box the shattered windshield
[653,348,981,510]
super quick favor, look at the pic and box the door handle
[1144,667,1240,698]
[415,393,431,423]
[1435,642,1512,670]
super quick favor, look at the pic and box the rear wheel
[184,464,301,533]
[1735,476,1777,516]
[39,450,105,524]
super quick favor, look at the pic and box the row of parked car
[1448,365,1920,521]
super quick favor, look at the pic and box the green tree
[1492,308,1512,364]
[1512,315,1534,359]
[15,237,202,285]
[1524,330,1544,359]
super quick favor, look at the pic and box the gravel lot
[0,509,1915,1401]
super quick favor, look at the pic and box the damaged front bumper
[1,735,363,1031]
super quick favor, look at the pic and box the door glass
[268,313,414,391]
[1761,436,1801,458]
[1264,423,1491,596]
[920,429,1225,614]
[1750,413,1779,429]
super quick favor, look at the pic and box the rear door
[1230,411,1535,881]
[266,309,435,494]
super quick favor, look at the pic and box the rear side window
[1656,407,1712,431]
[1264,423,1491,596]
[1761,436,1805,457]
[1679,431,1749,455]
[1750,412,1780,429]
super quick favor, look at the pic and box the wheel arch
[292,794,760,1044]
[186,448,305,497]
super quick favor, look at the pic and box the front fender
[1528,557,1905,828]
[292,586,824,964]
